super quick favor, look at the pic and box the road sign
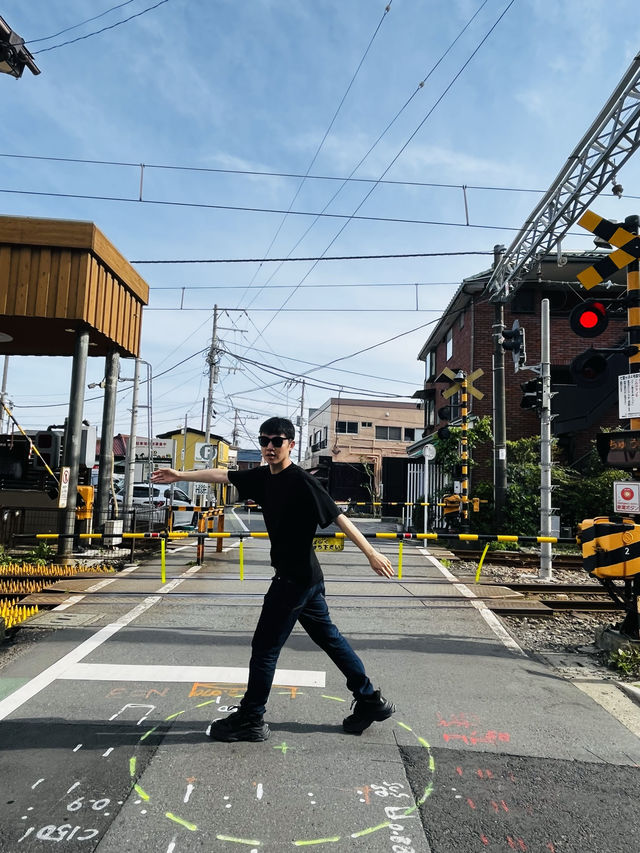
[195,442,217,463]
[614,481,640,514]
[577,211,640,288]
[440,367,485,400]
[423,444,436,461]
[58,466,70,508]
[619,374,640,419]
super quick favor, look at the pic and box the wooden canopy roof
[0,215,149,358]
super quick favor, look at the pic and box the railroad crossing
[1,517,640,852]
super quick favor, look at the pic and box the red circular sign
[621,487,635,501]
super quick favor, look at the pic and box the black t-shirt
[228,463,341,586]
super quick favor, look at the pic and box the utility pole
[539,298,553,581]
[182,414,188,471]
[232,409,239,447]
[204,306,219,453]
[298,379,305,463]
[204,306,219,505]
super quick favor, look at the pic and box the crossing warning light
[569,300,608,338]
[570,348,610,388]
[437,405,451,440]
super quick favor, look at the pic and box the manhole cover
[25,612,101,628]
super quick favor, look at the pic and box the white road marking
[53,565,139,611]
[0,565,204,720]
[58,663,325,687]
[419,548,526,656]
[231,507,250,532]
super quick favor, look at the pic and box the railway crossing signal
[569,299,609,338]
[577,211,640,289]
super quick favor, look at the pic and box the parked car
[115,482,196,528]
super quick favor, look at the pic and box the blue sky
[1,0,639,448]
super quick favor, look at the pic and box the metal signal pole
[539,298,553,581]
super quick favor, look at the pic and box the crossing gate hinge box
[577,516,640,578]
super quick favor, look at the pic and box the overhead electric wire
[239,0,492,321]
[0,185,538,233]
[134,251,491,264]
[235,1,393,308]
[250,0,518,341]
[0,149,587,198]
[26,0,138,43]
[31,0,172,54]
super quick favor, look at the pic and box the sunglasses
[258,435,289,448]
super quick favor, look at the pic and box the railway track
[451,548,584,572]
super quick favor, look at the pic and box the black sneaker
[343,689,396,735]
[206,707,270,742]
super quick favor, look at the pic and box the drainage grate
[25,612,101,628]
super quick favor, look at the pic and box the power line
[133,251,491,264]
[248,0,519,340]
[0,150,551,194]
[26,0,139,43]
[234,0,394,311]
[0,186,536,233]
[31,0,172,54]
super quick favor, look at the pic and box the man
[152,416,395,742]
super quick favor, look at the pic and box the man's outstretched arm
[152,467,230,485]
[334,513,394,578]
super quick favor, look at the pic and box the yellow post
[398,540,403,580]
[161,537,166,584]
[239,538,244,582]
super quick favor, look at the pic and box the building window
[426,350,436,381]
[459,310,465,329]
[425,398,435,428]
[336,420,358,435]
[375,425,402,441]
[445,328,453,361]
[361,421,372,427]
[404,428,415,441]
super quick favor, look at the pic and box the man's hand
[151,468,180,484]
[368,549,394,578]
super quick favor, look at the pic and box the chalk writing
[18,824,99,843]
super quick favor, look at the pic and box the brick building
[408,252,629,487]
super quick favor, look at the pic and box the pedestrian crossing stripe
[577,210,640,289]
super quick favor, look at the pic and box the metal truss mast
[487,52,640,300]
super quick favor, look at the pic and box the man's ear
[289,439,295,452]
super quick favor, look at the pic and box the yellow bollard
[161,537,166,585]
[398,540,403,580]
[239,539,244,582]
[474,542,491,583]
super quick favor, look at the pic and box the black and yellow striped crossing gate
[576,515,640,578]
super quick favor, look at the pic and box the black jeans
[239,576,374,717]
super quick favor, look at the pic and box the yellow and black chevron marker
[440,367,485,400]
[577,210,640,289]
[577,515,640,578]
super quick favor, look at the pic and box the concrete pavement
[0,522,640,851]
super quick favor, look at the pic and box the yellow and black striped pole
[460,374,469,522]
[627,215,640,431]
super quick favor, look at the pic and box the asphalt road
[1,513,640,852]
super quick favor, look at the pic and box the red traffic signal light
[569,300,608,338]
[570,348,610,387]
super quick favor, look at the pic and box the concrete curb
[617,681,640,707]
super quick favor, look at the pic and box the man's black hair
[259,417,295,440]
